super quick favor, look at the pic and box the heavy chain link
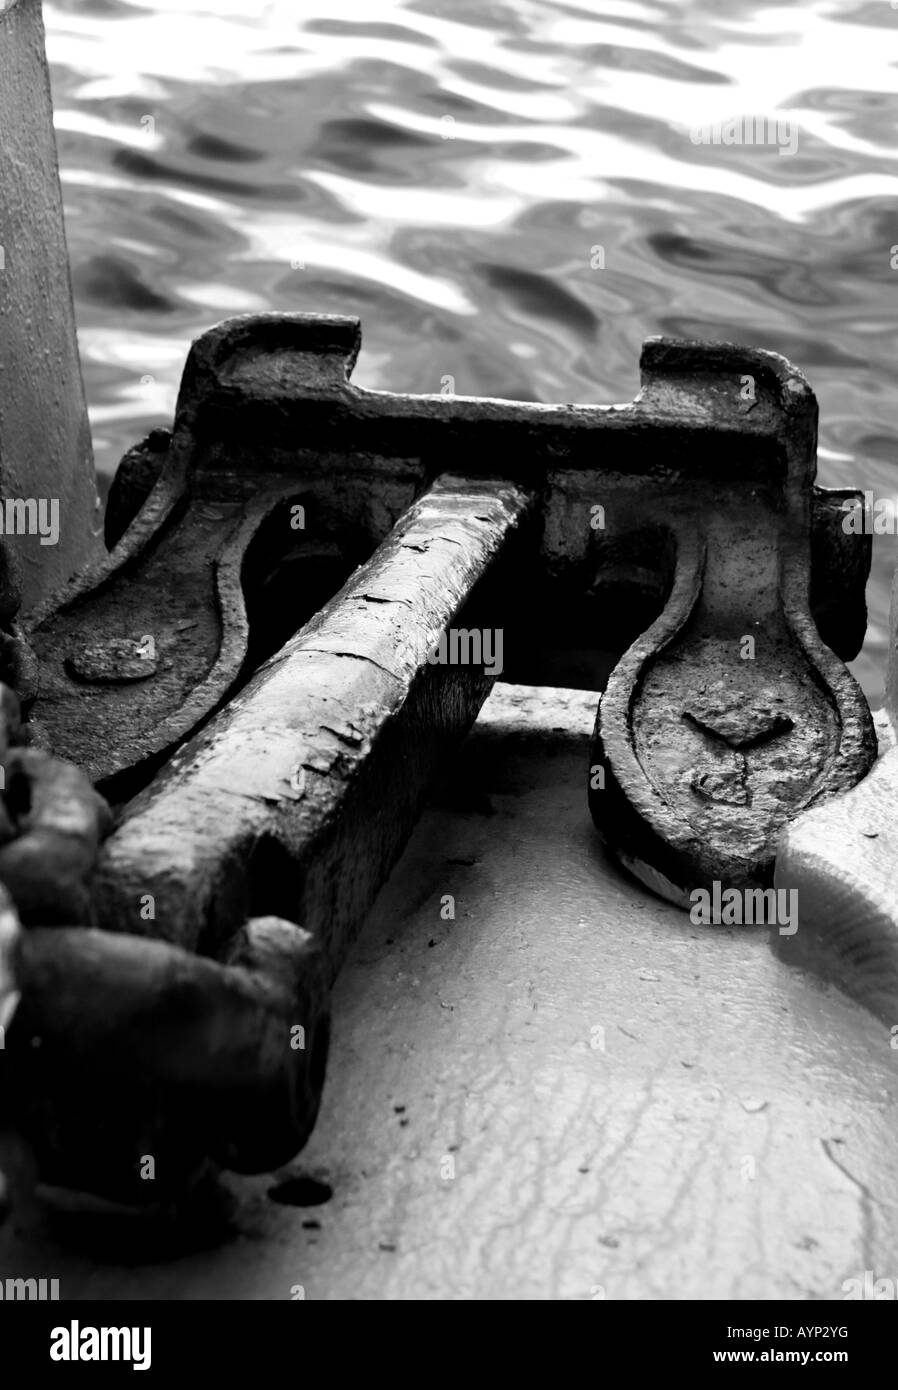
[0,681,110,1037]
[0,678,329,1211]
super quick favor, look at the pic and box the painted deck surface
[1,684,895,1300]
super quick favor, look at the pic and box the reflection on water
[43,0,898,699]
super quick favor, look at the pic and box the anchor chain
[0,688,111,926]
[0,677,110,1214]
[0,679,330,1209]
[0,681,109,1031]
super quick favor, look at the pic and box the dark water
[43,0,898,700]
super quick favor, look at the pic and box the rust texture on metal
[0,680,331,1202]
[588,342,876,904]
[6,472,533,1206]
[0,313,876,1207]
[23,316,868,795]
[92,474,534,979]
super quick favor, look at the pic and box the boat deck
[1,684,892,1300]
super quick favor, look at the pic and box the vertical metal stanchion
[0,0,101,615]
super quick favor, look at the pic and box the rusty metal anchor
[0,313,875,1208]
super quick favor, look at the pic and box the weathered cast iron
[8,468,535,1207]
[589,342,876,904]
[22,318,866,781]
[0,313,876,1206]
[0,674,330,1206]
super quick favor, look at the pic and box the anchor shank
[93,472,534,975]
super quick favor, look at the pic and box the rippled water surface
[43,0,898,699]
